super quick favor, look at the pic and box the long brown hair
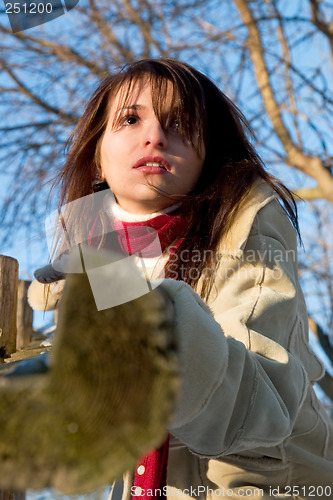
[55,58,299,299]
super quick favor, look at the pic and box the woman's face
[99,79,205,214]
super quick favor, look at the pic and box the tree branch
[293,187,327,200]
[88,0,135,63]
[121,0,167,57]
[232,0,333,204]
[0,59,76,124]
[309,316,333,364]
[310,0,333,65]
[0,26,108,79]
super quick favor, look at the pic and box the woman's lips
[134,156,171,173]
[135,164,168,174]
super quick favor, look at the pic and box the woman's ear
[94,168,105,182]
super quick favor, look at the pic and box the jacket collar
[218,179,277,258]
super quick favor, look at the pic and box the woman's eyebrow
[118,104,144,112]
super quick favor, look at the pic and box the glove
[0,247,179,494]
[34,252,69,284]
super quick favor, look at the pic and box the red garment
[88,211,187,258]
[132,436,170,500]
[111,212,187,257]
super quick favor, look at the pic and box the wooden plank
[0,255,18,360]
[0,256,25,500]
[16,280,33,350]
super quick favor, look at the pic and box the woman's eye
[170,119,180,131]
[122,114,139,126]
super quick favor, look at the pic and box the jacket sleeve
[159,199,315,457]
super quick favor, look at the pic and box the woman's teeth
[142,162,166,169]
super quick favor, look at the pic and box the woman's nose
[143,120,167,149]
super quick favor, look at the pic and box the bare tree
[0,0,332,402]
[231,0,333,202]
[228,0,333,405]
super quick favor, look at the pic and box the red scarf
[89,209,187,500]
[89,211,187,258]
[111,212,187,257]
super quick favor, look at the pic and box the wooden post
[0,491,25,500]
[0,256,25,499]
[0,255,18,360]
[16,280,33,350]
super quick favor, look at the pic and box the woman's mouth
[136,163,167,174]
[134,157,171,174]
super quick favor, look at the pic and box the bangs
[108,63,206,154]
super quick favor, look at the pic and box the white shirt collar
[104,195,182,223]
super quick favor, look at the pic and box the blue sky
[0,0,332,336]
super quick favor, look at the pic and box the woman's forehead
[109,77,177,114]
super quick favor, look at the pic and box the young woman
[27,58,333,499]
